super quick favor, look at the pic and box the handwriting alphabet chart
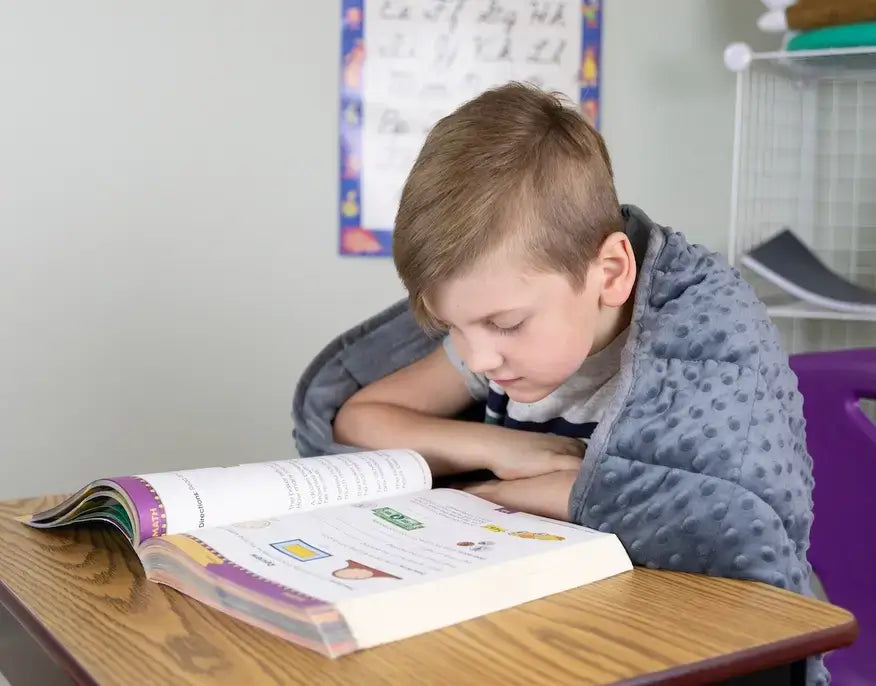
[338,0,602,256]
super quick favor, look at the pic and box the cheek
[514,322,592,379]
[543,338,590,378]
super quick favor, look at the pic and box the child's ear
[597,232,636,308]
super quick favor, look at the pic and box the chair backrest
[789,347,876,685]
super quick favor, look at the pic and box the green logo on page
[372,507,424,531]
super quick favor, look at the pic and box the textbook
[22,449,633,657]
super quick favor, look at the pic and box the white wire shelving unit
[724,43,876,354]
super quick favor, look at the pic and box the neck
[591,297,634,355]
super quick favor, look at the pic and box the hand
[485,429,585,481]
[463,470,579,521]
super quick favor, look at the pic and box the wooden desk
[0,496,857,686]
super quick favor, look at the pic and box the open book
[22,450,632,658]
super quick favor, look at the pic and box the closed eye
[487,320,524,335]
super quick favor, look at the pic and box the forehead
[430,254,563,324]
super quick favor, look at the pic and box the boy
[293,83,825,683]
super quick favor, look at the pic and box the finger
[549,453,584,472]
[552,437,585,457]
[566,439,587,456]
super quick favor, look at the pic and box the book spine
[181,535,331,610]
[149,535,359,657]
[109,476,167,543]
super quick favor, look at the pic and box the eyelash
[488,321,523,336]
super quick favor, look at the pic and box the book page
[122,450,431,536]
[175,488,610,603]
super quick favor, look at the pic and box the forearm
[464,471,578,521]
[333,401,503,477]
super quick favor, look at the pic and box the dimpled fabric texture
[569,207,825,684]
[292,205,825,684]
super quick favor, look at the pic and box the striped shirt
[442,329,628,443]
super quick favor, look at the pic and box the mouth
[490,377,523,388]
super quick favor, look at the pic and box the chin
[505,386,555,404]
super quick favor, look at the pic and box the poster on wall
[338,0,602,256]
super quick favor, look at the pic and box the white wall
[601,1,774,246]
[0,1,772,500]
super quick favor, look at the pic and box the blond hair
[392,81,622,332]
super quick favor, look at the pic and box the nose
[465,341,504,375]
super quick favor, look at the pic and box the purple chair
[789,347,876,686]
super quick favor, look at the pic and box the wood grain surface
[0,496,858,686]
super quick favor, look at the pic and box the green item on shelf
[787,21,876,51]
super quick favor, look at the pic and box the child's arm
[333,346,584,479]
[464,471,579,521]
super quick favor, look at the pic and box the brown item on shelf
[786,0,876,31]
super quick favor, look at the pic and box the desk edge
[616,614,859,686]
[0,577,97,686]
[0,499,862,685]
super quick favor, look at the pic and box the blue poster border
[338,0,603,257]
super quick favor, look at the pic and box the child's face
[431,249,615,404]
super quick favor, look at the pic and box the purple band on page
[199,552,329,610]
[109,476,167,543]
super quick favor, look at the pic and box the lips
[491,377,522,387]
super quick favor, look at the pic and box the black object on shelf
[741,228,876,316]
